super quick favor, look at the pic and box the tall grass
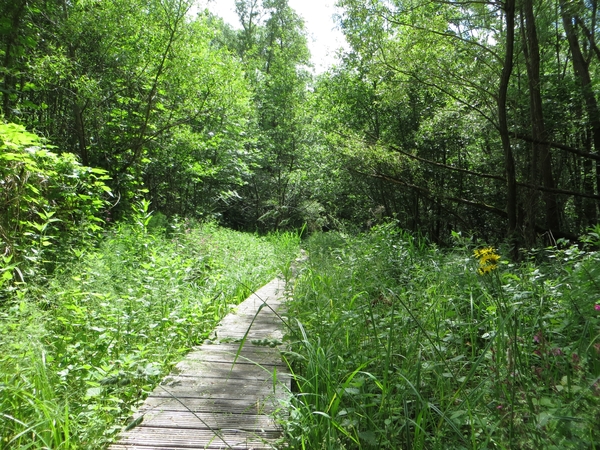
[282,224,600,449]
[0,219,300,449]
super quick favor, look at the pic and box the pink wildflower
[595,304,600,311]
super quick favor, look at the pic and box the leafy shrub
[0,122,111,289]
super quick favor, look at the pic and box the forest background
[1,0,600,448]
[3,0,600,245]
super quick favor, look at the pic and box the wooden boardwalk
[109,278,290,450]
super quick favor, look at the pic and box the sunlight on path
[109,278,290,450]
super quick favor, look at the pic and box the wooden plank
[184,343,284,357]
[182,353,285,367]
[214,328,284,341]
[170,360,290,381]
[110,443,277,450]
[110,427,280,449]
[139,397,279,415]
[131,410,277,431]
[182,348,286,367]
[110,445,274,450]
[149,384,287,401]
[225,310,285,324]
[155,376,287,396]
[110,278,290,450]
[110,446,273,450]
[218,312,285,323]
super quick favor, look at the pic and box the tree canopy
[2,0,600,246]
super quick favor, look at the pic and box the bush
[0,122,111,291]
[283,225,600,449]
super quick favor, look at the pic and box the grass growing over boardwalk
[0,220,299,449]
[283,224,600,449]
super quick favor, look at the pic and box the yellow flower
[480,253,500,266]
[474,247,500,275]
[474,247,495,259]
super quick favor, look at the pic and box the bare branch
[512,132,600,162]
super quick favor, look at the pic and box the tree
[1,0,255,220]
[316,0,599,243]
[560,0,600,224]
[226,0,311,230]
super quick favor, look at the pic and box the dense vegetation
[283,226,600,448]
[1,217,300,448]
[1,0,600,448]
[2,0,600,242]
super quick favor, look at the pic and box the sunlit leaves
[0,123,111,283]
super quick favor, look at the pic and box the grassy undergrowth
[0,219,299,449]
[283,224,600,449]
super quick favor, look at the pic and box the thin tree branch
[575,17,600,62]
[379,56,500,129]
[381,15,502,62]
[512,132,600,161]
[368,171,509,217]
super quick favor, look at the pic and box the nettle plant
[0,122,111,290]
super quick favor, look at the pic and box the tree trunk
[1,0,28,119]
[522,0,560,239]
[560,0,600,223]
[498,0,519,242]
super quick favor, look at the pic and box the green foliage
[223,0,314,231]
[3,0,599,241]
[310,0,600,242]
[283,226,600,448]
[1,0,256,221]
[0,122,110,290]
[0,222,299,448]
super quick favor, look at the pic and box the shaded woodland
[2,1,600,448]
[2,0,600,249]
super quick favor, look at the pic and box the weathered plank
[170,360,290,381]
[131,410,277,431]
[182,348,286,367]
[111,427,281,449]
[110,447,271,450]
[110,443,276,450]
[151,378,287,400]
[139,397,278,415]
[109,277,290,450]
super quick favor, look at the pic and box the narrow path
[109,278,290,450]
